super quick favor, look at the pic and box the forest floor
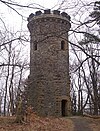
[0,114,100,131]
[70,116,100,131]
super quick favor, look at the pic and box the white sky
[0,0,98,83]
[0,0,59,32]
[0,0,96,61]
[0,0,95,32]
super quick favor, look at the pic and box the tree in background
[71,1,100,115]
[0,0,100,118]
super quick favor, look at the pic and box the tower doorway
[61,100,67,116]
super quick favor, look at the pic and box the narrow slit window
[61,40,65,50]
[34,43,37,50]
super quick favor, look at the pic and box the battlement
[27,9,71,22]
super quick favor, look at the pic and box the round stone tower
[27,9,71,117]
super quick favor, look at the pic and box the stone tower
[27,9,71,117]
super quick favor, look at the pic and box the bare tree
[0,0,99,117]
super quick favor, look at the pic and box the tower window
[61,100,67,116]
[61,40,65,50]
[34,43,37,50]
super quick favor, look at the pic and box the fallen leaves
[0,114,74,131]
[88,117,100,131]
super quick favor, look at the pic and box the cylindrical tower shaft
[27,10,71,117]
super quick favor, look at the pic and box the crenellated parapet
[27,9,71,22]
[27,9,71,34]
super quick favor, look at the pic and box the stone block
[44,9,51,14]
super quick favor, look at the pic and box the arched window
[61,40,65,50]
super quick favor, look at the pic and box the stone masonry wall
[27,10,71,117]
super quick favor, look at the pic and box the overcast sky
[0,0,97,78]
[0,0,95,30]
[0,0,60,32]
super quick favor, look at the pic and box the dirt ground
[88,117,100,131]
[0,115,100,131]
[0,114,74,131]
[70,116,92,131]
[70,116,100,131]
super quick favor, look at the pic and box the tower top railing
[27,9,71,22]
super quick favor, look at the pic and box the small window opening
[61,40,65,50]
[34,43,37,50]
[61,100,67,116]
